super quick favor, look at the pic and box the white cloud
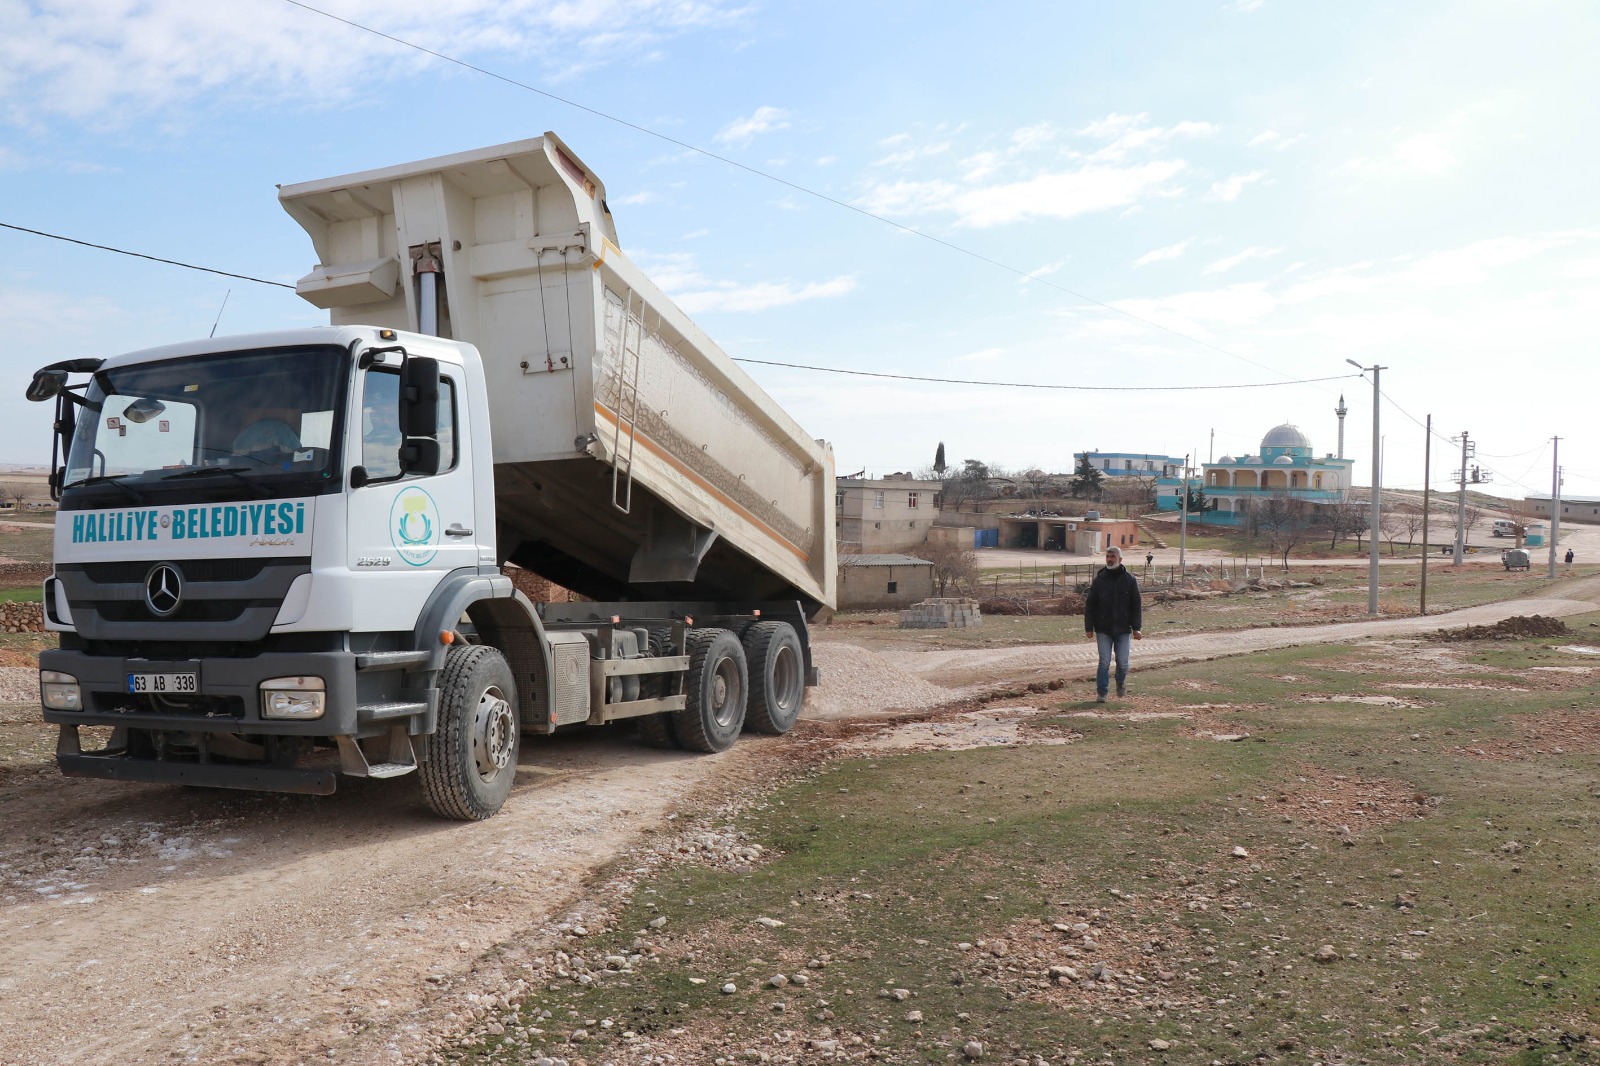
[953,347,1005,363]
[858,160,1186,228]
[635,251,854,313]
[1135,240,1192,267]
[1226,0,1265,12]
[0,0,752,126]
[814,156,838,167]
[675,276,856,313]
[1206,170,1266,201]
[1248,130,1305,151]
[1076,112,1217,162]
[853,113,1214,227]
[1204,245,1283,274]
[616,191,657,206]
[1342,108,1498,180]
[713,105,791,147]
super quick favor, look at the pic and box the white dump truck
[28,134,836,820]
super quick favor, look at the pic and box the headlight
[41,670,83,711]
[260,676,326,720]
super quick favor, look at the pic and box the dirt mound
[1428,614,1569,642]
[804,642,955,720]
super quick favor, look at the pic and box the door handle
[445,524,473,537]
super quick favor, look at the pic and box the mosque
[1191,423,1357,526]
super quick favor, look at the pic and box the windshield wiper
[68,474,149,504]
[160,465,273,497]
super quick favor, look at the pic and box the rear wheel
[671,628,747,753]
[419,645,519,820]
[742,621,805,735]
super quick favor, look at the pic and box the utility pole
[1451,432,1473,565]
[1548,438,1562,578]
[1346,360,1384,615]
[1178,453,1190,585]
[1421,415,1431,615]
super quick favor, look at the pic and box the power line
[0,219,1363,393]
[0,222,295,289]
[276,0,1298,382]
[733,358,1358,391]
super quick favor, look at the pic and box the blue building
[1197,424,1355,526]
[1074,450,1186,478]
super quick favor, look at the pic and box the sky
[3,0,1598,501]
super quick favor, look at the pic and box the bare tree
[1102,474,1157,518]
[1019,467,1051,502]
[1255,491,1312,570]
[1382,505,1426,552]
[1463,501,1487,544]
[1324,499,1369,550]
[1502,498,1535,546]
[911,541,978,597]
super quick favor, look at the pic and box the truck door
[346,361,478,632]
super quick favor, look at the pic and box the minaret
[1335,394,1348,459]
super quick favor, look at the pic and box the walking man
[1566,548,1575,566]
[1085,545,1143,702]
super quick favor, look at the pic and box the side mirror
[400,357,439,439]
[402,437,442,477]
[122,397,166,424]
[26,369,67,403]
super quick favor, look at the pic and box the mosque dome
[1261,424,1312,451]
[1273,455,1295,465]
[1217,455,1234,464]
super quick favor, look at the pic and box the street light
[1346,359,1384,616]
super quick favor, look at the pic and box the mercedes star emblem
[144,563,183,617]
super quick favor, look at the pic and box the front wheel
[671,629,747,753]
[742,621,805,735]
[419,645,520,820]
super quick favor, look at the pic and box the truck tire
[742,621,805,735]
[419,644,520,820]
[635,627,680,749]
[672,628,747,753]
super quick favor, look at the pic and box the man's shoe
[1116,681,1126,697]
[1096,693,1107,703]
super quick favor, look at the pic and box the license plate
[127,673,198,694]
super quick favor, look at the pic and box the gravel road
[0,576,1597,1064]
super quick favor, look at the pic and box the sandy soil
[1,576,1598,1065]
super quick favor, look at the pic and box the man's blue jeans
[1095,630,1131,697]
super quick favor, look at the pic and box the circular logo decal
[144,563,183,617]
[390,488,442,566]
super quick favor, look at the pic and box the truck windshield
[61,345,347,506]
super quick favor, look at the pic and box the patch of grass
[451,638,1600,1065]
[0,587,42,603]
[0,526,54,565]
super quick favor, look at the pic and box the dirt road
[1,576,1597,1065]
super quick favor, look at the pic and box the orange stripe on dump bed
[593,402,811,564]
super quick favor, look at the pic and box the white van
[1492,519,1517,538]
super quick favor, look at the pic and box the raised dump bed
[279,134,835,617]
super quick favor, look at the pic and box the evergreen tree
[933,441,947,476]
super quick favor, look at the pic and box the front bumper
[39,647,364,735]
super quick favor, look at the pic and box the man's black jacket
[1084,564,1142,635]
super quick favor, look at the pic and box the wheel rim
[711,657,742,729]
[472,684,516,780]
[770,643,801,716]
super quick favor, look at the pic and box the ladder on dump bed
[608,289,645,514]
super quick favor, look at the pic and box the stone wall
[1,602,45,633]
